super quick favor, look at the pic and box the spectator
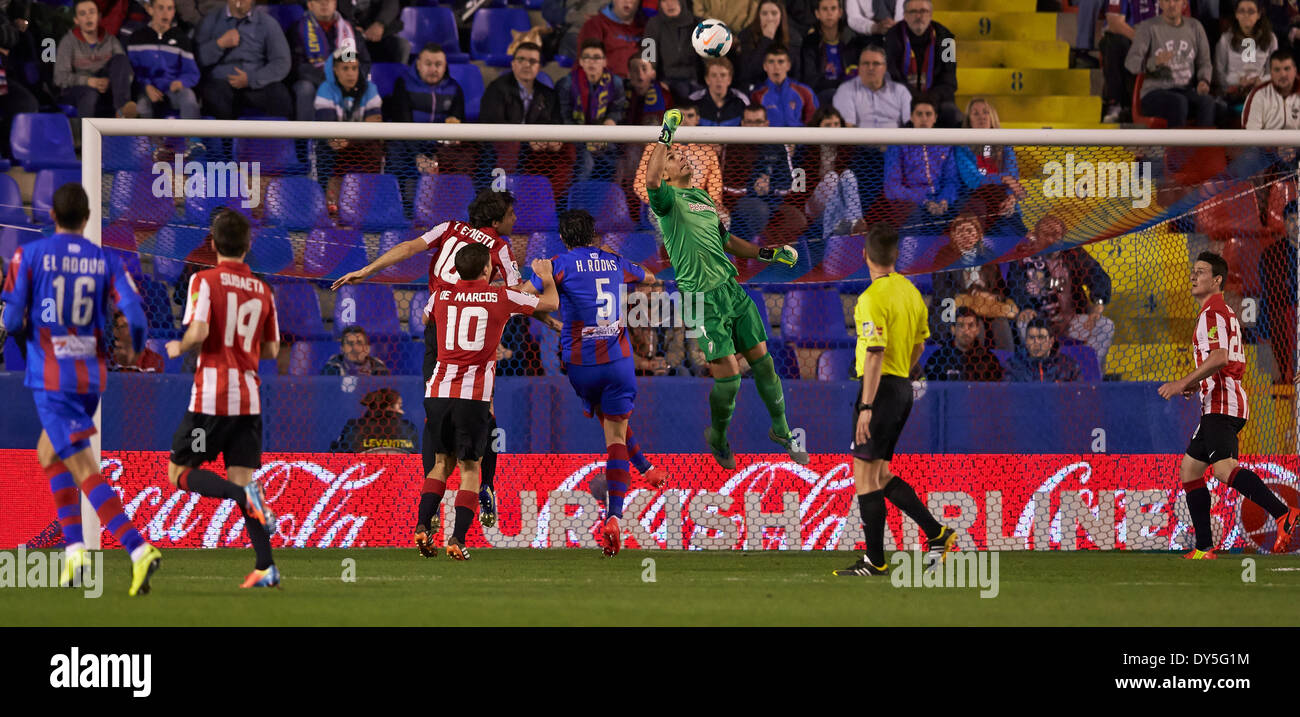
[1100,0,1165,122]
[955,97,1026,236]
[290,0,370,122]
[1214,0,1276,125]
[846,0,903,38]
[794,106,864,238]
[55,0,138,119]
[751,45,818,126]
[556,0,609,59]
[345,0,406,64]
[126,0,199,120]
[323,325,390,376]
[800,0,862,106]
[1072,0,1104,68]
[386,42,464,125]
[635,103,725,211]
[1243,48,1300,128]
[643,0,700,101]
[832,43,910,127]
[1125,0,1214,128]
[330,388,420,454]
[111,310,164,372]
[735,0,798,93]
[1006,317,1083,382]
[625,54,674,125]
[923,306,1005,381]
[314,46,383,211]
[884,0,960,127]
[690,56,750,126]
[175,0,223,29]
[195,0,292,120]
[558,38,628,182]
[929,214,1016,349]
[722,103,794,239]
[1259,200,1297,385]
[695,0,760,35]
[883,94,958,230]
[0,2,40,159]
[480,42,569,190]
[579,0,649,80]
[93,0,147,38]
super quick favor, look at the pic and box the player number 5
[224,294,263,352]
[595,278,614,320]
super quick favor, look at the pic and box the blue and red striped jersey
[1,234,146,394]
[531,245,646,366]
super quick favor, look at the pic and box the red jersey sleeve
[261,287,280,344]
[183,273,212,325]
[494,240,522,287]
[504,287,541,317]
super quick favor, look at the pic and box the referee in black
[835,224,958,576]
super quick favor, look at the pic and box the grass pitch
[4,549,1299,627]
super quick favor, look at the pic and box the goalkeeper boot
[446,537,470,561]
[704,427,736,470]
[1183,548,1217,560]
[768,428,810,466]
[601,516,622,557]
[642,465,668,489]
[414,518,440,558]
[924,526,959,571]
[128,544,162,597]
[479,485,497,529]
[241,564,281,589]
[1272,506,1300,553]
[243,480,275,531]
[59,546,91,588]
[833,556,889,576]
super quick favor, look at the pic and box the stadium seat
[1266,180,1296,233]
[233,137,303,175]
[602,231,659,264]
[1060,344,1101,382]
[370,337,424,375]
[288,339,338,375]
[469,8,531,66]
[0,227,31,260]
[340,173,410,231]
[415,173,474,228]
[145,338,184,373]
[367,62,406,98]
[408,289,431,337]
[398,7,470,63]
[532,321,562,376]
[108,171,176,227]
[0,174,29,227]
[507,175,558,232]
[149,224,209,283]
[139,278,178,337]
[525,232,565,262]
[31,169,82,225]
[185,189,258,226]
[567,181,634,233]
[536,72,554,88]
[744,287,772,326]
[334,283,403,337]
[447,64,485,121]
[4,336,26,370]
[10,113,80,171]
[103,135,155,172]
[273,282,330,340]
[377,229,429,283]
[815,233,866,280]
[303,228,368,279]
[247,226,295,275]
[1195,181,1264,239]
[264,177,331,230]
[106,247,144,282]
[1131,75,1168,130]
[780,287,854,347]
[261,2,304,32]
[816,348,856,380]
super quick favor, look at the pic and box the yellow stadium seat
[957,68,1094,96]
[935,12,1057,41]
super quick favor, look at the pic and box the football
[692,19,733,58]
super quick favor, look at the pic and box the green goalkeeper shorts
[684,280,769,363]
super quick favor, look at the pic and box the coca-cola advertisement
[3,450,1296,552]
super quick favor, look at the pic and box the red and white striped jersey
[184,262,280,416]
[421,221,521,320]
[426,278,539,402]
[1193,293,1248,420]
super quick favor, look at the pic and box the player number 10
[443,305,489,351]
[223,294,263,352]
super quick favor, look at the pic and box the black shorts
[423,397,492,463]
[169,412,263,469]
[423,321,438,385]
[1185,413,1247,465]
[850,374,913,462]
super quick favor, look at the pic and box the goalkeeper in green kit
[645,108,808,468]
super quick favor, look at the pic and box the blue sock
[46,463,84,546]
[606,443,630,519]
[83,473,145,554]
[626,425,652,473]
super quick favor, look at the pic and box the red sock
[45,462,83,546]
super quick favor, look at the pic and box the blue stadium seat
[10,113,80,171]
[409,289,430,337]
[288,339,338,375]
[340,173,410,230]
[184,190,257,226]
[415,173,474,228]
[469,8,531,66]
[0,174,29,227]
[1060,344,1101,381]
[149,224,208,283]
[817,348,856,380]
[525,232,565,262]
[259,358,278,377]
[376,229,428,283]
[303,227,368,279]
[745,287,771,326]
[139,278,178,337]
[816,233,865,279]
[261,3,304,32]
[108,170,176,227]
[106,247,144,282]
[507,175,558,232]
[334,283,402,337]
[5,336,26,370]
[780,287,853,347]
[103,135,156,172]
[367,62,407,98]
[531,321,562,376]
[567,180,634,233]
[446,64,484,120]
[273,282,330,340]
[369,337,424,375]
[34,168,77,223]
[265,177,331,230]
[398,7,469,63]
[602,231,658,264]
[247,226,295,275]
[233,137,303,175]
[145,338,184,373]
[0,227,34,261]
[536,72,554,88]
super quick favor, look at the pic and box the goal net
[5,120,1297,554]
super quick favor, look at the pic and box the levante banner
[1,450,1296,552]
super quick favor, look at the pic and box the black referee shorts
[850,375,913,462]
[1185,413,1247,465]
[423,396,492,464]
[169,412,263,469]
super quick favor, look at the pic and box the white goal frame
[76,119,1300,548]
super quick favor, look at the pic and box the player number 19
[224,294,263,352]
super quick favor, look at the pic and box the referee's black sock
[240,504,275,571]
[1184,478,1214,551]
[859,491,887,567]
[1225,466,1288,519]
[179,468,244,506]
[480,419,498,492]
[882,476,942,539]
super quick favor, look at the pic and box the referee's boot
[834,555,889,576]
[924,526,959,570]
[479,485,497,529]
[768,428,810,466]
[414,518,440,558]
[1273,506,1300,553]
[243,480,275,530]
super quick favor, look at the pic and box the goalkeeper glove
[658,108,682,146]
[758,245,799,268]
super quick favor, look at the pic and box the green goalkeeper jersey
[646,182,737,293]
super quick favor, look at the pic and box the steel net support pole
[79,118,103,550]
